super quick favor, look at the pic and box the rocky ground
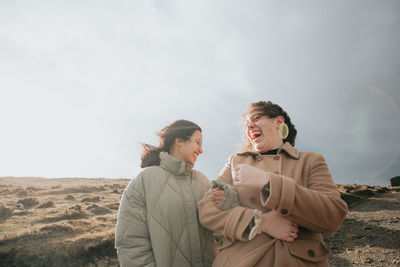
[325,185,400,266]
[0,178,399,267]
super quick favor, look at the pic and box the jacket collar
[236,142,300,159]
[160,152,193,176]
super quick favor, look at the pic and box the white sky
[1,0,399,185]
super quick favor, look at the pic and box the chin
[253,143,264,152]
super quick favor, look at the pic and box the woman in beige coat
[199,101,348,266]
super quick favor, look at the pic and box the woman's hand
[233,164,270,190]
[260,210,299,242]
[212,188,225,206]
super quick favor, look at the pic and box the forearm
[287,182,347,233]
[199,190,255,241]
[261,160,348,233]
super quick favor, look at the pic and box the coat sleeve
[115,174,156,267]
[260,153,348,233]
[199,156,255,242]
[199,190,256,243]
[217,155,235,185]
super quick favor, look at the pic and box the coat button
[273,155,280,160]
[250,197,257,204]
[280,209,288,215]
[307,249,315,257]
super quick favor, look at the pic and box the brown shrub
[68,231,117,262]
[12,188,23,194]
[0,188,11,194]
[16,190,28,196]
[69,205,82,211]
[37,210,87,223]
[40,223,74,233]
[38,201,55,209]
[66,219,92,227]
[65,194,75,200]
[49,186,105,195]
[0,204,13,222]
[86,204,111,215]
[81,196,100,203]
[18,198,39,208]
[26,186,44,191]
[13,210,31,216]
[106,203,120,210]
[110,183,126,189]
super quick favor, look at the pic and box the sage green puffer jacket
[115,152,216,267]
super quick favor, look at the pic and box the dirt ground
[0,177,399,267]
[324,188,400,266]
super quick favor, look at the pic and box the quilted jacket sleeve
[115,174,156,267]
[260,153,348,233]
[211,180,240,210]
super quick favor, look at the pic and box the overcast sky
[1,1,399,185]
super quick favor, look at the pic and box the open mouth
[250,131,262,142]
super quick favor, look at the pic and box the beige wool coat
[199,142,348,267]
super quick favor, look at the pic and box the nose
[247,119,256,128]
[246,121,255,131]
[198,146,203,154]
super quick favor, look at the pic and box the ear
[174,137,184,147]
[276,116,285,127]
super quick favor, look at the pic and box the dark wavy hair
[241,101,297,151]
[140,120,202,168]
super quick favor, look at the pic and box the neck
[169,147,181,162]
[258,140,283,153]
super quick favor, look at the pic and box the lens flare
[369,86,400,179]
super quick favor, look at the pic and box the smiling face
[245,111,284,153]
[173,130,203,166]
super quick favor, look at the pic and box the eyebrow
[248,113,263,120]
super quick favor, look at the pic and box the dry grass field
[0,177,399,267]
[0,177,129,267]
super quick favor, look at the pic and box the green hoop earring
[279,123,289,140]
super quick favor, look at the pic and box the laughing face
[176,130,203,166]
[245,111,284,153]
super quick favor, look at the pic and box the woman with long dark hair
[199,101,348,266]
[116,120,216,267]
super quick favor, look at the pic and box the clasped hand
[233,164,270,190]
[261,210,299,242]
[212,164,298,242]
